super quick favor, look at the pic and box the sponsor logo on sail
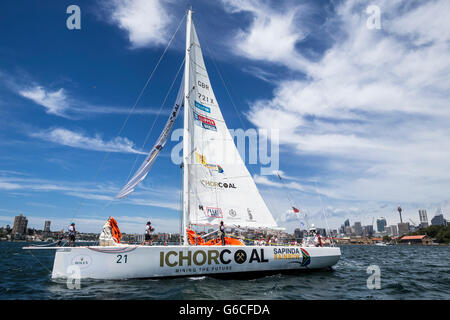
[193,111,216,131]
[194,101,211,113]
[206,207,223,218]
[195,152,223,173]
[247,208,253,221]
[228,209,237,217]
[200,180,237,189]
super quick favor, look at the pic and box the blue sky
[1,0,449,234]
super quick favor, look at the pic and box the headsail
[183,16,279,230]
[116,78,184,199]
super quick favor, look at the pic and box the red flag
[292,207,300,213]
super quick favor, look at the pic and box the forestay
[184,18,279,230]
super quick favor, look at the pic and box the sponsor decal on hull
[70,255,92,269]
[273,247,311,267]
[159,248,269,273]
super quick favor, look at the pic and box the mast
[182,9,193,245]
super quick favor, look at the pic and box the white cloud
[0,182,22,190]
[224,0,450,225]
[127,198,180,211]
[16,83,163,118]
[254,174,307,192]
[105,0,172,48]
[19,86,69,117]
[0,175,180,212]
[222,0,312,70]
[30,128,146,155]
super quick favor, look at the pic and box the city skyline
[3,206,448,236]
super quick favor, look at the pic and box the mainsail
[116,11,280,234]
[183,14,279,231]
[116,78,184,199]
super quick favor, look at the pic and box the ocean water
[0,242,449,300]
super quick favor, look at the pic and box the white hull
[51,245,341,280]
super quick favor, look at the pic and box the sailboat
[24,10,340,280]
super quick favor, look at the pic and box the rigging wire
[276,171,310,230]
[69,12,186,224]
[314,180,335,246]
[180,163,184,245]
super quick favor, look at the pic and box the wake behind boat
[24,9,340,280]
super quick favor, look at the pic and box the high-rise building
[12,214,28,236]
[363,225,374,237]
[385,225,398,236]
[418,210,428,228]
[376,218,387,232]
[344,219,350,227]
[345,226,352,236]
[431,210,447,226]
[44,220,51,233]
[398,222,410,236]
[354,222,362,236]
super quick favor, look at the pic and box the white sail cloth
[99,221,117,246]
[115,79,184,199]
[184,19,279,230]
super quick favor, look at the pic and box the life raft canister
[187,228,205,245]
[186,228,244,246]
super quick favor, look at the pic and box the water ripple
[0,242,449,299]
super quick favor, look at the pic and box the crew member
[315,232,323,247]
[68,222,76,247]
[219,221,225,246]
[307,224,317,247]
[145,221,154,245]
